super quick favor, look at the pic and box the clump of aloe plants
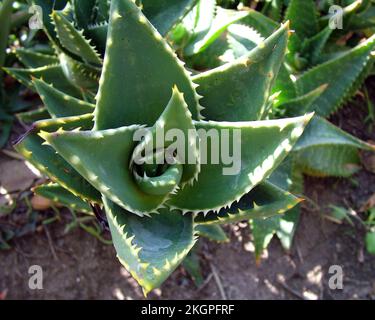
[8,0,316,293]
[171,0,375,259]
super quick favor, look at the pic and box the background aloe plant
[7,0,317,293]
[167,0,375,260]
[255,0,375,259]
[0,0,38,148]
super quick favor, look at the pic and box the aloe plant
[7,0,199,100]
[168,0,375,260]
[9,0,316,293]
[0,0,15,148]
[0,0,39,148]
[253,0,375,259]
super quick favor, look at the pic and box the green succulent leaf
[300,27,333,67]
[0,0,14,72]
[41,123,161,216]
[183,33,230,70]
[348,5,375,31]
[272,64,297,106]
[132,87,200,185]
[195,181,300,225]
[195,224,229,243]
[293,116,375,153]
[178,0,216,45]
[33,78,95,118]
[4,65,82,98]
[251,215,279,261]
[138,0,198,36]
[72,0,97,29]
[192,23,289,121]
[15,48,59,68]
[250,157,304,260]
[34,183,92,213]
[251,207,300,261]
[292,115,375,178]
[184,7,249,56]
[96,0,111,23]
[86,22,108,54]
[182,247,203,286]
[295,145,363,177]
[16,107,50,124]
[168,115,312,213]
[240,9,278,37]
[57,52,100,92]
[14,114,101,203]
[285,0,319,40]
[95,0,200,130]
[296,34,375,117]
[104,197,196,295]
[281,85,328,116]
[226,24,265,59]
[42,88,198,216]
[52,10,102,66]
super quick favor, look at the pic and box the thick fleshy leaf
[281,85,328,116]
[34,183,92,213]
[250,156,304,261]
[348,4,375,31]
[58,52,100,92]
[104,198,196,294]
[15,114,101,202]
[195,225,228,243]
[296,146,363,177]
[195,181,300,225]
[15,48,59,68]
[42,89,198,215]
[182,247,203,286]
[33,78,95,118]
[178,0,216,44]
[294,116,375,152]
[4,65,82,98]
[285,0,319,40]
[0,0,12,72]
[296,34,375,117]
[95,0,200,130]
[17,107,50,123]
[132,87,199,185]
[226,24,264,59]
[138,0,197,36]
[192,23,289,122]
[184,7,249,56]
[183,34,230,70]
[250,215,279,261]
[292,116,375,177]
[99,0,111,21]
[272,64,297,106]
[72,0,96,29]
[262,0,283,22]
[40,124,166,216]
[86,22,108,54]
[300,27,332,66]
[251,207,300,261]
[236,9,278,37]
[52,11,102,66]
[168,115,312,213]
